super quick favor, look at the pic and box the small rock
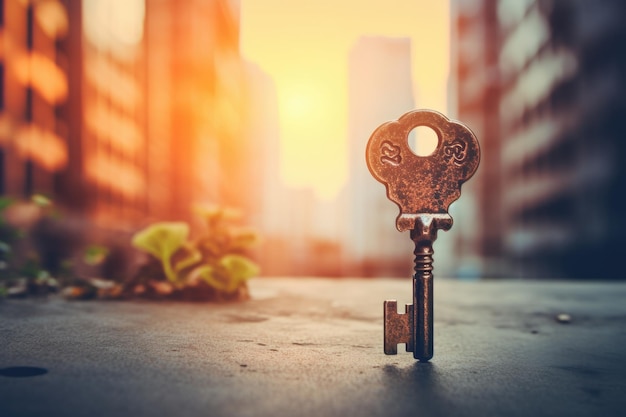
[87,277,116,290]
[61,286,97,300]
[133,284,146,295]
[84,278,123,299]
[149,281,174,295]
[7,284,28,298]
[97,284,124,300]
[555,313,571,324]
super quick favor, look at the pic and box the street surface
[1,278,625,417]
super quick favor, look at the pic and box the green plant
[0,194,77,296]
[0,197,15,214]
[83,245,110,266]
[131,206,259,299]
[0,197,18,283]
[131,222,196,285]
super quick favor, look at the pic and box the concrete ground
[1,277,626,417]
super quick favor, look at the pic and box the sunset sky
[240,0,450,199]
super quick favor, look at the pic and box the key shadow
[379,362,457,416]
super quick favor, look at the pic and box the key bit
[366,109,480,361]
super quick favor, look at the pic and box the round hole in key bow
[408,126,438,157]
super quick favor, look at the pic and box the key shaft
[410,215,446,361]
[412,227,435,361]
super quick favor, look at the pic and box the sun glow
[276,78,345,198]
[282,88,318,120]
[241,0,450,199]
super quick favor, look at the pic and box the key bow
[366,109,480,231]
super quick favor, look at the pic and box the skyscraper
[72,0,147,229]
[0,0,69,198]
[344,36,415,276]
[451,0,626,278]
[144,0,245,227]
[2,0,250,235]
[449,0,501,278]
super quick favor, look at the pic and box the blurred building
[451,0,626,279]
[145,0,246,230]
[449,0,502,278]
[242,61,346,277]
[0,0,69,198]
[58,0,148,230]
[343,36,415,277]
[240,61,289,275]
[2,0,249,234]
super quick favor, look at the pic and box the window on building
[24,160,34,197]
[27,4,34,49]
[25,86,33,121]
[0,63,4,111]
[0,150,4,195]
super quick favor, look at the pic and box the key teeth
[405,304,414,353]
[384,300,413,355]
[384,301,398,354]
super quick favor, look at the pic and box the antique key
[366,109,479,361]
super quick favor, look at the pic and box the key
[366,109,480,361]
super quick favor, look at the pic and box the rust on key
[366,110,480,232]
[366,109,480,361]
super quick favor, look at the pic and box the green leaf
[131,222,189,284]
[31,194,52,207]
[229,228,260,251]
[192,265,228,291]
[191,255,258,294]
[0,197,14,212]
[84,245,109,266]
[173,246,202,273]
[218,255,259,293]
[197,238,223,257]
[194,204,241,222]
[193,204,242,234]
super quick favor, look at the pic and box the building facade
[144,0,246,229]
[2,0,248,236]
[0,0,69,199]
[451,0,626,278]
[70,0,148,230]
[449,0,502,278]
[344,36,416,277]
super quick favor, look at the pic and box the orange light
[85,154,143,197]
[35,0,69,39]
[13,52,68,104]
[15,124,68,171]
[241,0,450,199]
